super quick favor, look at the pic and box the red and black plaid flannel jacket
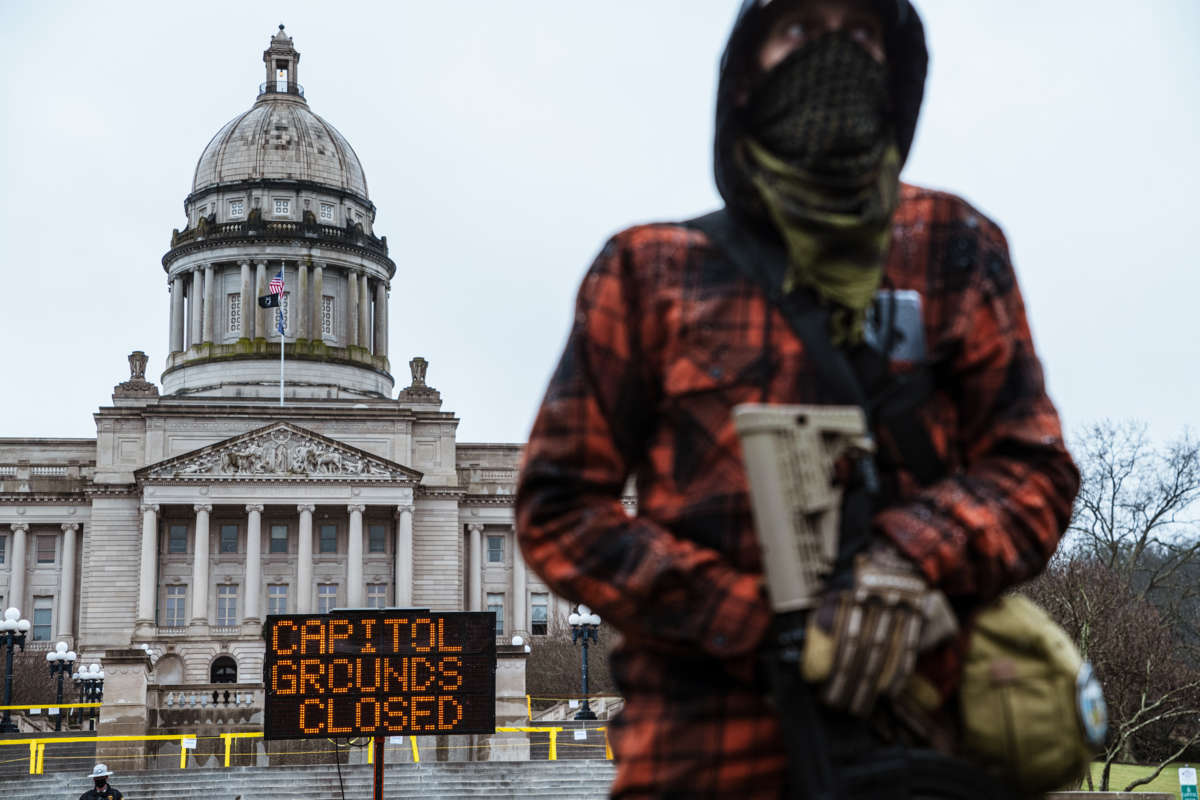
[516,185,1079,798]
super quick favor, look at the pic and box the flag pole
[279,306,285,407]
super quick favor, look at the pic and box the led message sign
[262,611,496,740]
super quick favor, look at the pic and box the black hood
[713,0,928,217]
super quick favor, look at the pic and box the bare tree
[1068,420,1200,641]
[1024,420,1200,790]
[1024,556,1200,790]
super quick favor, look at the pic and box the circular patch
[1076,662,1108,747]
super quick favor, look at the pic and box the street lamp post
[0,607,32,733]
[46,642,78,731]
[72,662,105,731]
[568,605,601,721]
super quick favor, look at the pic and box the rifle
[734,403,878,800]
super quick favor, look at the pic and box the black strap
[686,209,945,488]
[686,210,870,413]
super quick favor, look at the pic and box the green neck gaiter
[739,33,902,346]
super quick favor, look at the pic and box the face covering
[738,32,901,346]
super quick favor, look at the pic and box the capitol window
[216,585,238,627]
[268,584,288,615]
[366,584,387,609]
[32,598,53,641]
[168,524,188,554]
[367,523,387,554]
[0,535,6,565]
[229,199,245,217]
[36,535,56,564]
[319,202,333,221]
[279,292,291,336]
[164,586,186,628]
[321,295,334,337]
[227,294,242,334]
[532,593,549,636]
[269,524,288,554]
[317,583,338,614]
[318,523,337,554]
[219,523,239,554]
[273,198,290,216]
[487,593,505,636]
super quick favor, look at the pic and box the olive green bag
[958,594,1108,793]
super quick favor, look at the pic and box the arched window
[210,656,237,684]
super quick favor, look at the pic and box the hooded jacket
[715,0,928,228]
[516,3,1078,797]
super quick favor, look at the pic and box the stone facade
[0,28,568,743]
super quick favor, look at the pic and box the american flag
[269,270,285,295]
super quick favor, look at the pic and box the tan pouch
[959,594,1107,793]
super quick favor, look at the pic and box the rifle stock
[734,404,875,800]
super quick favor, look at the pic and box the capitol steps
[0,760,617,799]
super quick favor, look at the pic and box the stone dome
[192,100,369,200]
[190,26,368,201]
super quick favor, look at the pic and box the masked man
[79,764,123,800]
[516,1,1079,797]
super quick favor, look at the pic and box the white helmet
[88,763,113,778]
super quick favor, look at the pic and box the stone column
[255,262,267,339]
[395,505,414,608]
[312,264,325,341]
[467,523,483,612]
[374,280,388,358]
[190,504,211,625]
[512,531,527,636]
[135,506,158,630]
[170,276,185,353]
[297,505,314,613]
[9,523,27,613]
[358,275,371,351]
[347,505,365,607]
[244,505,263,624]
[58,523,79,640]
[296,263,310,341]
[189,268,204,348]
[346,271,359,347]
[203,263,216,343]
[240,261,253,340]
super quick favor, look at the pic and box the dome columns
[311,264,324,341]
[170,276,185,354]
[255,261,268,338]
[347,271,360,347]
[202,264,216,344]
[374,280,389,358]
[239,261,254,340]
[358,272,371,347]
[189,268,204,348]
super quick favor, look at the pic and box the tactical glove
[801,541,958,717]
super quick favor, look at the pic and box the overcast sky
[1,1,1197,448]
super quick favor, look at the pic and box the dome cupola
[160,27,396,402]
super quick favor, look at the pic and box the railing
[0,466,16,477]
[169,218,388,257]
[258,80,305,98]
[159,689,257,709]
[30,466,67,477]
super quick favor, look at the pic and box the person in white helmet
[79,763,123,800]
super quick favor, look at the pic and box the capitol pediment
[138,423,422,483]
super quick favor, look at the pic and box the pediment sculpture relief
[149,426,406,480]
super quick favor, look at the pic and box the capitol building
[0,27,558,729]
